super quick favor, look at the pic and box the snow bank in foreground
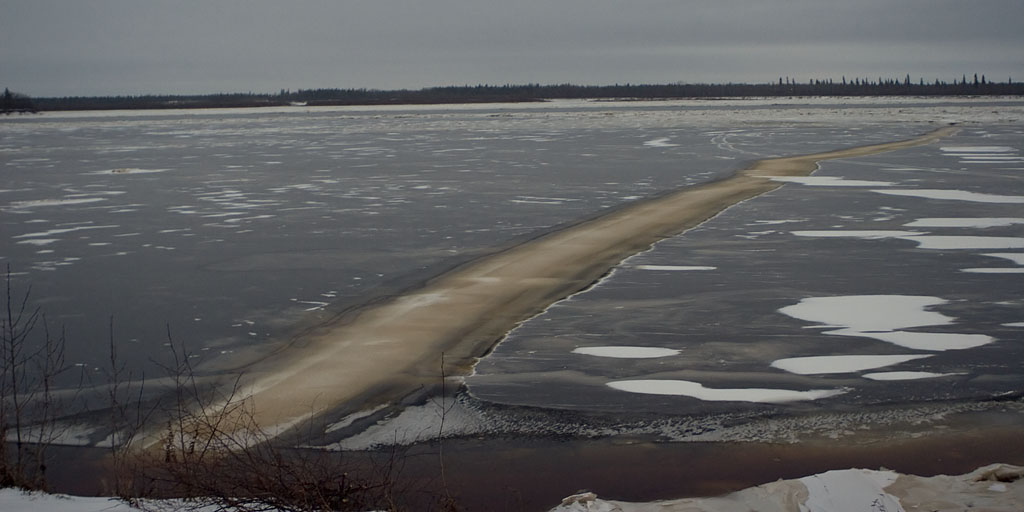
[0,492,216,512]
[2,464,1020,512]
[551,463,1024,512]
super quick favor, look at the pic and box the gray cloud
[2,0,1022,96]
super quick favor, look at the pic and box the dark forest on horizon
[5,74,1024,112]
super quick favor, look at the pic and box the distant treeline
[9,75,1024,112]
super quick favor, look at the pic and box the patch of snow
[872,188,1024,204]
[572,346,681,359]
[606,379,847,403]
[791,230,924,239]
[633,265,717,271]
[770,354,931,375]
[982,253,1024,265]
[940,146,1016,153]
[862,371,962,381]
[769,176,896,187]
[904,218,1024,228]
[800,469,903,512]
[961,268,1024,274]
[779,295,994,352]
[901,236,1024,250]
[643,137,678,147]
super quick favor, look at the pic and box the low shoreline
[193,125,959,440]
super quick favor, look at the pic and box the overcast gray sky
[3,0,1023,97]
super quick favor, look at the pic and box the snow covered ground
[551,463,1024,512]
[2,463,1019,511]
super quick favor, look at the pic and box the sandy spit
[199,125,959,436]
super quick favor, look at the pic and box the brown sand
[213,125,958,434]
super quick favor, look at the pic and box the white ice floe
[872,188,1024,204]
[14,225,119,238]
[643,137,678,147]
[572,346,681,359]
[779,295,994,352]
[633,265,717,271]
[792,231,1024,250]
[606,379,846,403]
[770,354,931,375]
[780,295,951,332]
[16,239,59,246]
[1003,322,1024,327]
[862,371,961,381]
[829,329,994,351]
[902,236,1024,250]
[791,230,924,239]
[769,176,896,187]
[102,168,171,175]
[982,253,1024,265]
[941,146,1017,153]
[4,197,108,211]
[961,268,1024,274]
[904,218,1024,228]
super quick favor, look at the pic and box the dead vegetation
[2,268,460,510]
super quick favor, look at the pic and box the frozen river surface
[2,99,1022,442]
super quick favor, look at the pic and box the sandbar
[196,125,959,436]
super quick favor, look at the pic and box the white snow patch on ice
[982,253,1024,265]
[5,197,108,210]
[16,239,60,246]
[791,230,924,239]
[780,295,951,332]
[769,176,896,187]
[900,236,1024,250]
[829,329,994,351]
[792,231,1024,250]
[779,295,994,352]
[770,354,931,375]
[14,225,119,238]
[961,268,1024,274]
[634,265,717,271]
[862,371,961,381]
[940,146,1016,153]
[872,188,1024,204]
[643,137,678,147]
[572,346,681,359]
[904,218,1024,228]
[606,380,847,403]
[102,168,171,175]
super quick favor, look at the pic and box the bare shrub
[1,266,77,490]
[120,337,418,512]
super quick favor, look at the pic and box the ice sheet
[901,236,1024,250]
[606,379,847,403]
[770,354,931,375]
[633,265,716,271]
[779,295,994,352]
[572,346,681,358]
[862,371,961,381]
[872,189,1024,204]
[904,218,1024,228]
[982,253,1024,265]
[769,176,896,187]
[779,295,952,332]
